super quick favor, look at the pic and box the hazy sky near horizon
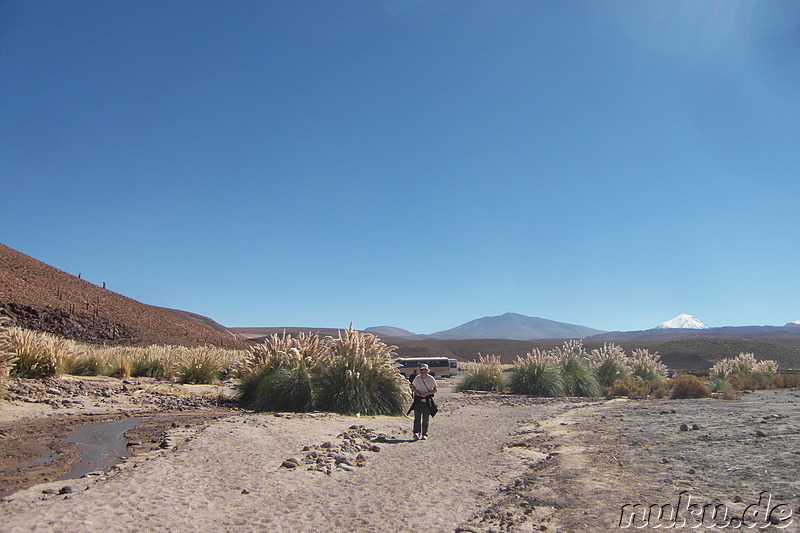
[2,1,799,333]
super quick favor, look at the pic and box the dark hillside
[386,336,800,373]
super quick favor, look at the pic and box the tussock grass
[314,327,409,415]
[509,349,564,397]
[588,343,630,388]
[456,354,506,392]
[629,348,668,383]
[1,319,19,399]
[238,327,410,415]
[709,352,779,379]
[5,327,78,378]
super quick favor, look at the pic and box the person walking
[410,363,437,440]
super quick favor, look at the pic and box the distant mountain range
[367,312,800,343]
[366,313,605,340]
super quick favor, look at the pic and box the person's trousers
[413,401,431,436]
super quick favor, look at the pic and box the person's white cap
[419,363,428,369]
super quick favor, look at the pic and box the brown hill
[0,243,245,348]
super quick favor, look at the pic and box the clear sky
[2,1,799,333]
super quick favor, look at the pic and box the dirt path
[0,382,578,532]
[1,380,797,532]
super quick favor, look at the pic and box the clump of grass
[456,354,506,392]
[709,352,779,380]
[607,375,651,399]
[249,364,314,412]
[131,354,166,378]
[63,353,105,376]
[238,333,320,410]
[177,346,222,384]
[557,341,602,397]
[6,327,74,378]
[629,348,668,383]
[509,348,564,397]
[667,374,711,399]
[1,319,19,400]
[314,327,409,415]
[708,352,785,391]
[588,343,630,388]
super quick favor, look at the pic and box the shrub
[774,374,800,388]
[607,375,650,399]
[509,349,564,397]
[720,382,740,400]
[456,354,506,392]
[313,327,409,415]
[667,374,711,399]
[728,371,776,391]
[588,343,630,388]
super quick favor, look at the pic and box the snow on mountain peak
[656,314,709,330]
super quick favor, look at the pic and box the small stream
[54,417,143,481]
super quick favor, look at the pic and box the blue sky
[2,1,799,333]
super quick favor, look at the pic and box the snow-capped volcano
[656,314,709,329]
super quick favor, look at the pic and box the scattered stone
[687,468,696,474]
[41,488,59,495]
[691,424,701,430]
[59,486,79,494]
[455,525,482,533]
[679,424,689,432]
[321,441,334,448]
[241,489,250,494]
[280,460,299,469]
[338,463,355,472]
[755,430,767,438]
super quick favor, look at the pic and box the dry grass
[709,352,779,379]
[456,354,506,392]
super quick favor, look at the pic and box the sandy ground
[1,378,798,532]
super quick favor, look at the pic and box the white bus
[394,357,459,378]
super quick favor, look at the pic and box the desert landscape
[2,244,799,531]
[1,376,798,532]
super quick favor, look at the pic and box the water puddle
[56,417,143,481]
